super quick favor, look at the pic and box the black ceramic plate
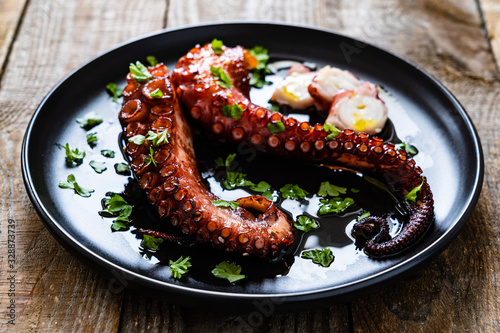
[22,23,483,311]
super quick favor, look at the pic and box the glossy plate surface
[22,23,483,310]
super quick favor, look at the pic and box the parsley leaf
[405,178,424,203]
[146,130,169,146]
[150,88,163,98]
[128,134,146,145]
[212,261,245,283]
[268,121,286,134]
[106,82,123,103]
[86,132,98,148]
[324,123,340,140]
[145,147,157,167]
[101,149,115,158]
[301,248,334,267]
[294,215,318,233]
[100,193,133,231]
[250,181,271,193]
[210,66,233,88]
[146,55,158,67]
[129,61,152,82]
[142,234,163,251]
[76,113,103,130]
[212,200,240,210]
[358,211,371,221]
[248,46,272,88]
[395,142,418,155]
[169,256,192,279]
[58,174,94,197]
[60,143,85,166]
[114,163,131,175]
[89,160,107,173]
[318,197,355,215]
[280,184,309,200]
[222,104,244,120]
[211,38,224,54]
[317,181,347,197]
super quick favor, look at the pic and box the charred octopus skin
[119,63,295,258]
[171,43,434,258]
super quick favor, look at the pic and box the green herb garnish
[128,134,145,145]
[106,82,123,103]
[89,160,107,173]
[211,38,224,54]
[324,123,340,140]
[294,215,318,233]
[212,261,245,283]
[60,143,85,166]
[317,181,347,197]
[395,142,418,155]
[222,104,244,120]
[301,248,334,267]
[142,234,163,251]
[114,163,130,175]
[129,61,152,82]
[146,130,169,146]
[144,147,157,167]
[76,113,103,130]
[280,184,309,200]
[248,46,272,88]
[358,211,371,221]
[405,178,424,203]
[86,132,98,148]
[146,55,158,67]
[210,66,233,88]
[58,174,94,197]
[100,149,115,158]
[267,121,285,134]
[169,256,192,279]
[150,88,163,98]
[212,200,240,210]
[318,197,355,215]
[100,193,133,231]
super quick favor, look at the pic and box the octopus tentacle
[119,63,295,258]
[171,43,434,258]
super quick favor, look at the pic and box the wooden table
[1,0,499,331]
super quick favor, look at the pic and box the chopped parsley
[317,181,347,197]
[405,178,424,203]
[280,184,309,200]
[144,147,157,167]
[267,121,285,134]
[59,174,94,197]
[248,45,272,88]
[318,197,355,215]
[210,66,233,88]
[146,55,158,67]
[324,123,340,140]
[214,153,236,168]
[89,160,107,173]
[128,130,168,146]
[150,88,163,98]
[129,61,152,82]
[114,163,131,175]
[358,211,371,221]
[212,261,245,283]
[395,142,417,155]
[294,215,318,233]
[222,104,244,120]
[142,234,163,251]
[60,143,85,166]
[169,256,192,279]
[211,199,240,210]
[211,38,224,54]
[100,193,133,231]
[86,132,98,148]
[100,149,115,158]
[301,248,334,267]
[76,113,103,130]
[128,134,145,145]
[106,82,123,103]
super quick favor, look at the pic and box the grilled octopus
[170,43,434,258]
[119,63,294,258]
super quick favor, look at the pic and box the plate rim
[21,22,484,305]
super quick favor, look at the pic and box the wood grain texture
[0,0,26,76]
[481,0,500,71]
[0,0,166,331]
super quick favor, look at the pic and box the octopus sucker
[119,63,295,258]
[171,43,434,258]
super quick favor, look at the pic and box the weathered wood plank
[0,0,166,331]
[481,0,500,71]
[0,0,27,76]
